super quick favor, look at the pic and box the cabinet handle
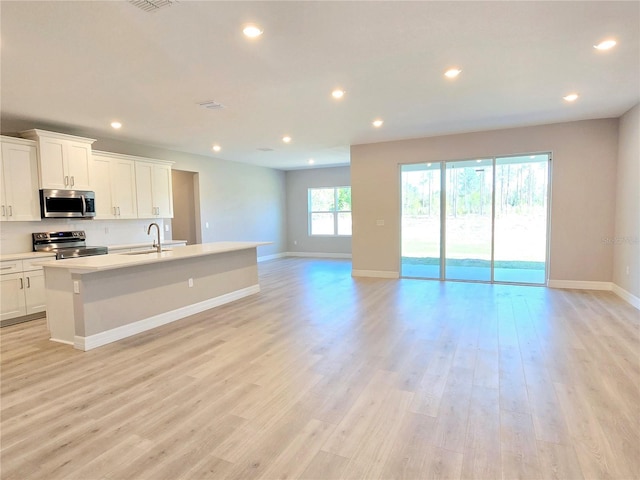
[8,206,12,217]
[0,266,12,270]
[64,176,69,186]
[26,277,31,288]
[117,206,121,216]
[71,176,75,187]
[19,277,23,289]
[1,205,5,217]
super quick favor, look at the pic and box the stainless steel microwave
[39,189,96,218]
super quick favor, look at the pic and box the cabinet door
[0,273,27,321]
[112,158,138,219]
[135,162,155,218]
[67,142,92,190]
[90,154,115,219]
[39,137,68,189]
[1,142,40,221]
[24,270,46,315]
[152,164,173,218]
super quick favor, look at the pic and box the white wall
[351,118,619,282]
[285,166,351,255]
[613,104,640,299]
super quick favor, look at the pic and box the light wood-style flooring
[1,258,639,480]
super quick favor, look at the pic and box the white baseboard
[547,280,613,290]
[548,279,639,310]
[50,338,74,346]
[286,252,352,259]
[351,269,400,279]
[258,252,286,262]
[74,284,260,351]
[611,284,640,310]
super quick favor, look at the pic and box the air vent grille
[198,100,226,110]
[258,147,274,152]
[129,0,176,13]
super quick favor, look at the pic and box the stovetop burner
[32,231,108,259]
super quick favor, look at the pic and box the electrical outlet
[626,265,630,275]
[73,281,80,294]
[188,278,194,288]
[294,240,297,245]
[165,224,169,232]
[205,222,209,229]
[376,219,385,226]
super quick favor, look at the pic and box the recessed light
[110,121,122,129]
[444,68,462,79]
[308,159,315,165]
[282,136,292,143]
[594,39,616,50]
[476,159,482,163]
[212,145,221,152]
[427,163,432,167]
[242,24,263,38]
[331,89,345,99]
[372,119,383,127]
[563,93,579,102]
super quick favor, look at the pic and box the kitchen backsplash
[0,218,171,254]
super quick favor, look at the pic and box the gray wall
[613,104,639,298]
[351,118,619,282]
[285,166,351,255]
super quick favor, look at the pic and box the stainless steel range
[32,231,108,259]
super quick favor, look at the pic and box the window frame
[308,186,352,237]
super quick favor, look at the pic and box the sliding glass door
[401,153,550,284]
[401,163,441,279]
[445,159,493,281]
[493,155,549,283]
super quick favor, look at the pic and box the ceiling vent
[129,0,177,13]
[258,147,274,152]
[197,100,226,110]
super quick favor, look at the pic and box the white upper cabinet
[20,129,95,190]
[90,151,138,219]
[135,160,173,218]
[0,136,41,222]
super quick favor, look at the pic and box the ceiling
[1,1,638,170]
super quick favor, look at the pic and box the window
[308,187,352,236]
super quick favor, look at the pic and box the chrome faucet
[147,222,161,253]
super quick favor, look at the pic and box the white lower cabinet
[0,259,48,324]
[0,273,27,321]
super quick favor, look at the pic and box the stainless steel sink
[121,249,172,256]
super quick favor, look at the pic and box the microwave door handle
[81,195,86,217]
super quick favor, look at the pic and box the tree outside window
[308,187,351,236]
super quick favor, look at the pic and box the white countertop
[106,240,187,251]
[0,251,56,262]
[0,241,187,262]
[38,242,270,273]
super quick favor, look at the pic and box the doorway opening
[171,170,201,245]
[401,153,550,285]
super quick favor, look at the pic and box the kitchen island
[39,242,268,350]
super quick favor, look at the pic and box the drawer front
[22,257,53,272]
[0,260,23,275]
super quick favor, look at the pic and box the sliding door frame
[400,151,552,285]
